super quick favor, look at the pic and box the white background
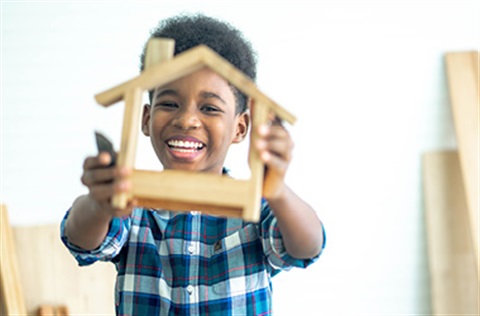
[2,1,479,315]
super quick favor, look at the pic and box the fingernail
[261,151,271,162]
[256,140,266,149]
[118,180,131,191]
[100,152,112,165]
[258,125,269,135]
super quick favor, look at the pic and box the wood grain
[423,151,478,314]
[0,204,27,315]
[445,51,479,273]
[12,223,116,315]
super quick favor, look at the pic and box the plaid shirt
[61,199,323,315]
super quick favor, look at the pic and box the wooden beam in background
[0,204,27,315]
[445,51,479,273]
[423,151,478,314]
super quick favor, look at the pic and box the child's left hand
[255,117,293,199]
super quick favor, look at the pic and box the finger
[257,124,290,141]
[81,168,117,186]
[260,149,289,174]
[256,126,294,160]
[269,114,283,127]
[111,198,137,217]
[263,138,294,162]
[83,152,113,170]
[89,180,131,202]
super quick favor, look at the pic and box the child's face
[142,68,249,174]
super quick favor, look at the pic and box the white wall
[2,1,478,315]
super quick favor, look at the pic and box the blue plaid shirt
[61,200,324,315]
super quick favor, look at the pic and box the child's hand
[255,118,293,200]
[80,152,135,217]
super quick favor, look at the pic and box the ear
[232,110,250,143]
[141,104,151,136]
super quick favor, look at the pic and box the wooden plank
[144,38,175,70]
[136,197,243,219]
[131,170,248,210]
[94,45,296,124]
[94,46,206,106]
[0,204,27,315]
[244,101,269,222]
[445,51,479,272]
[13,224,116,315]
[112,87,143,209]
[423,151,478,314]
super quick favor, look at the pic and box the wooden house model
[94,38,296,222]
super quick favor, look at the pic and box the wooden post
[112,38,175,209]
[244,101,269,221]
[144,38,175,70]
[112,87,144,209]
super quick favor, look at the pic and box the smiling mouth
[167,139,205,153]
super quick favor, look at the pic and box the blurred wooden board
[423,151,478,314]
[12,223,116,315]
[445,51,479,271]
[0,204,27,315]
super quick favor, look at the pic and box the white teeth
[168,140,204,149]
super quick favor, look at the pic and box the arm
[65,152,134,250]
[255,123,324,259]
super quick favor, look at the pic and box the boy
[61,14,325,315]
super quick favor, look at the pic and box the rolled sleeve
[60,209,131,266]
[259,200,325,273]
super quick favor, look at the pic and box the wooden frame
[95,39,295,222]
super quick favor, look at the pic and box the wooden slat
[94,46,206,106]
[132,170,250,207]
[0,204,27,315]
[423,151,478,314]
[244,101,269,222]
[94,45,296,124]
[13,224,116,315]
[112,87,143,209]
[144,38,175,70]
[445,51,479,272]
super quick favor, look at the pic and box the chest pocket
[209,224,265,295]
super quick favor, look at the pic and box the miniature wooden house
[94,38,296,222]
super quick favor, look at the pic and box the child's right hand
[80,152,135,217]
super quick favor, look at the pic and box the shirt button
[187,245,195,254]
[186,285,194,294]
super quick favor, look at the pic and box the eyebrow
[154,89,178,100]
[154,89,227,105]
[199,91,226,105]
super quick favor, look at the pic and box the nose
[172,107,201,130]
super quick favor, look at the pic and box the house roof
[94,43,296,124]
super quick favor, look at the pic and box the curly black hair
[140,14,257,113]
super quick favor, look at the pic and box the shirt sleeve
[60,208,131,266]
[258,199,326,274]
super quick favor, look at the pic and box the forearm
[267,185,324,259]
[65,195,113,250]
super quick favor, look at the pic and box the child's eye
[201,105,221,113]
[155,102,178,109]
